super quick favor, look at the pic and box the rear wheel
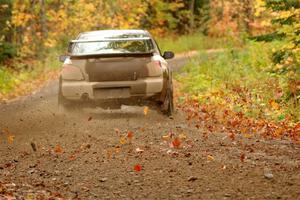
[162,75,174,117]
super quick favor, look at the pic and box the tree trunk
[244,0,252,35]
[39,0,47,57]
[40,0,47,41]
[189,0,196,33]
[0,0,13,42]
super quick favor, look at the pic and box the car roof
[78,30,151,40]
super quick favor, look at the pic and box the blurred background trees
[0,0,299,69]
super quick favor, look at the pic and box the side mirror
[163,51,175,59]
[59,55,68,62]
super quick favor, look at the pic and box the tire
[162,74,174,117]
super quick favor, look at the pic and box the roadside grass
[176,40,300,123]
[0,50,61,100]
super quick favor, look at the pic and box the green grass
[0,50,62,96]
[176,40,300,123]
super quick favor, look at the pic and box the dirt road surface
[0,55,300,200]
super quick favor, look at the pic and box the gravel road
[0,55,299,200]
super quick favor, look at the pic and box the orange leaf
[143,106,149,115]
[273,128,283,138]
[54,145,63,154]
[228,132,235,141]
[7,135,15,144]
[240,153,245,162]
[134,164,142,172]
[295,123,300,130]
[69,154,76,161]
[127,131,134,139]
[269,100,280,110]
[172,138,181,148]
[207,155,215,161]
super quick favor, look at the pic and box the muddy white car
[58,30,174,116]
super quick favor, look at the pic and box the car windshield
[70,39,154,55]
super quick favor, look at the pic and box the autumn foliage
[2,0,296,60]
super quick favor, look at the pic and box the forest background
[0,0,299,124]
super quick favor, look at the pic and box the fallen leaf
[274,90,283,99]
[127,131,134,139]
[269,100,280,110]
[54,145,63,154]
[134,164,142,172]
[106,149,112,159]
[240,153,245,162]
[172,138,181,148]
[69,155,76,161]
[295,123,300,130]
[7,135,15,144]
[135,147,144,153]
[30,142,37,151]
[243,133,252,138]
[273,128,283,138]
[143,106,149,115]
[100,177,108,182]
[228,132,235,141]
[3,195,15,200]
[115,146,121,153]
[294,140,300,145]
[188,176,198,182]
[264,168,273,179]
[119,136,127,145]
[207,155,215,161]
[162,134,170,141]
[178,133,187,140]
[4,163,12,168]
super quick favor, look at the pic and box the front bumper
[61,77,163,100]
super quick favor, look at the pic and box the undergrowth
[176,41,300,123]
[0,50,61,99]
